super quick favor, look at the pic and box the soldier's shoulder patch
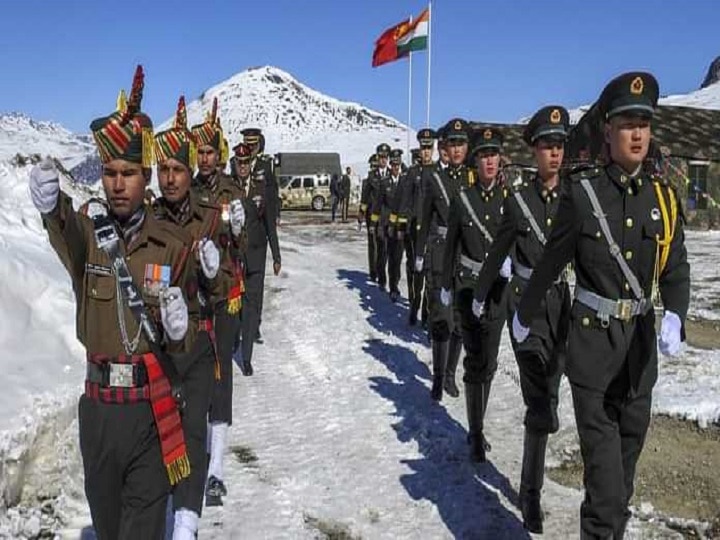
[568,165,601,183]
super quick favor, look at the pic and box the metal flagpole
[426,1,432,128]
[407,15,413,163]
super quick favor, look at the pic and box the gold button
[624,282,630,291]
[625,251,633,260]
[582,317,590,327]
[91,288,97,296]
[626,218,633,228]
[514,286,520,294]
[546,218,552,226]
[595,231,602,238]
[485,214,490,221]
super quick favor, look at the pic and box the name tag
[144,264,171,297]
[86,263,113,277]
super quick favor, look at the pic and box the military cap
[154,95,196,171]
[368,153,379,167]
[417,128,437,148]
[376,143,391,156]
[598,71,659,120]
[471,127,504,155]
[241,127,262,145]
[443,118,470,142]
[523,105,570,145]
[90,65,154,168]
[191,97,223,150]
[232,142,253,163]
[389,148,403,164]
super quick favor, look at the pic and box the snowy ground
[0,208,717,538]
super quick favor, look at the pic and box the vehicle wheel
[312,196,325,211]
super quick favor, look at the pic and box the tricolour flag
[371,7,430,68]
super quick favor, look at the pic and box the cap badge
[454,120,462,131]
[550,109,561,124]
[483,129,492,140]
[631,76,644,95]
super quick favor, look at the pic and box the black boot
[519,430,548,534]
[408,310,418,326]
[465,382,490,462]
[430,340,448,401]
[443,334,462,398]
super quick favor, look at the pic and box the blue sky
[1,0,717,133]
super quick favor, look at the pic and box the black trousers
[374,226,388,288]
[573,362,651,539]
[403,227,416,303]
[387,232,403,295]
[79,396,170,540]
[209,304,239,425]
[426,236,454,341]
[174,331,215,515]
[340,197,350,222]
[456,279,507,385]
[509,280,570,434]
[256,250,268,334]
[365,217,377,280]
[241,267,265,367]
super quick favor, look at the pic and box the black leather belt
[86,362,148,388]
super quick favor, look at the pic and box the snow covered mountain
[163,65,413,173]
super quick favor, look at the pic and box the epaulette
[79,197,109,218]
[568,165,602,183]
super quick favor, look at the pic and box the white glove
[472,298,485,318]
[440,287,452,307]
[29,157,60,214]
[198,238,220,280]
[512,312,530,343]
[160,287,188,342]
[229,199,246,236]
[415,256,424,273]
[499,256,513,280]
[659,310,682,356]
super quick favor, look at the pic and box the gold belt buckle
[109,363,134,388]
[617,300,633,322]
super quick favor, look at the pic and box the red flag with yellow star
[372,18,412,67]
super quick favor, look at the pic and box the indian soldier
[416,119,473,402]
[240,127,281,344]
[471,106,571,532]
[358,154,380,280]
[383,148,405,302]
[439,126,510,461]
[402,129,436,326]
[369,143,392,291]
[513,72,689,539]
[191,98,246,507]
[29,66,195,539]
[340,167,352,223]
[230,142,280,377]
[152,96,232,538]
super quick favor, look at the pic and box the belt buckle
[109,363,134,388]
[617,300,633,322]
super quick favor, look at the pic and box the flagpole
[407,15,413,164]
[426,1,432,128]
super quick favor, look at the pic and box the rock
[700,56,720,89]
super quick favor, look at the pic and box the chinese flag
[372,18,411,67]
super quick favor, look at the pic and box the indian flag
[397,8,429,56]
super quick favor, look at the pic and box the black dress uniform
[242,128,280,342]
[384,149,405,301]
[400,130,436,325]
[441,126,508,460]
[473,106,571,533]
[416,120,472,402]
[233,141,281,375]
[515,73,690,539]
[359,154,379,281]
[368,144,392,290]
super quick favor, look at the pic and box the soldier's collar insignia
[483,129,492,140]
[631,76,644,95]
[550,109,561,124]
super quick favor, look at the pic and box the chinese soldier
[440,126,509,461]
[416,120,473,402]
[359,153,380,280]
[383,148,405,301]
[191,98,246,507]
[368,143,392,291]
[30,66,194,539]
[472,106,572,532]
[153,95,230,538]
[514,72,690,539]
